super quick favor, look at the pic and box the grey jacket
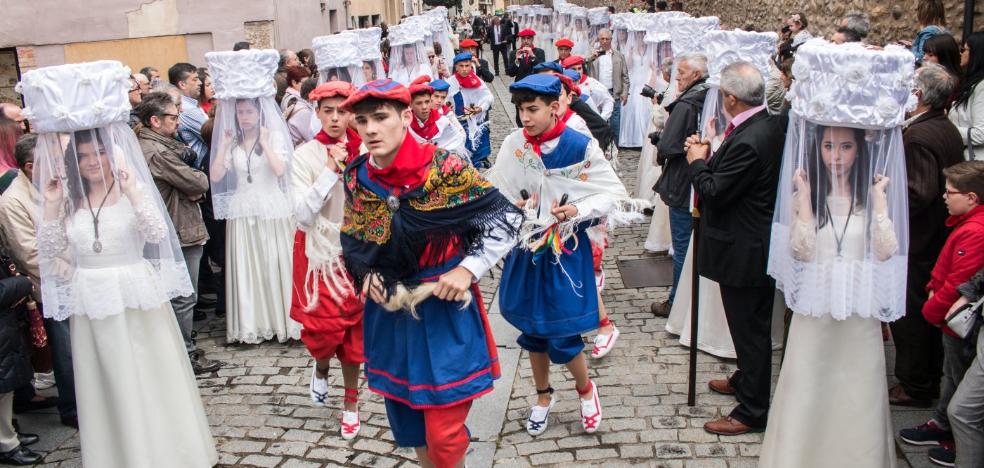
[137,127,209,247]
[586,49,630,102]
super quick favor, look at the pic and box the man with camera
[585,29,628,146]
[507,28,547,126]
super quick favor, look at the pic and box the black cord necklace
[243,135,260,183]
[87,179,117,254]
[825,193,855,258]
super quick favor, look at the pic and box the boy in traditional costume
[447,53,494,168]
[339,79,522,467]
[429,78,453,117]
[407,76,469,160]
[487,74,647,437]
[289,81,367,440]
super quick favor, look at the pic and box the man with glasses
[133,92,222,375]
[585,29,628,145]
[127,76,143,128]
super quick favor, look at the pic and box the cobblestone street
[19,70,923,468]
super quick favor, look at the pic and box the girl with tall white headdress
[665,29,786,358]
[759,39,913,468]
[207,49,300,344]
[387,24,432,86]
[312,34,363,86]
[22,60,217,468]
[342,28,386,85]
[617,15,655,148]
[587,7,609,50]
[569,6,590,57]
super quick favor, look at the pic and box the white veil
[768,40,915,322]
[206,49,294,220]
[587,7,610,50]
[343,28,386,84]
[312,34,364,86]
[20,61,193,320]
[387,24,431,86]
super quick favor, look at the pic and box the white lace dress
[224,141,300,344]
[618,57,653,148]
[759,198,898,468]
[39,198,217,468]
[637,76,674,252]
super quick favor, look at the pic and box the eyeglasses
[160,113,179,120]
[129,88,140,93]
[944,189,970,197]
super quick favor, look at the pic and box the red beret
[459,39,479,48]
[561,55,585,68]
[308,81,356,102]
[341,79,411,110]
[554,72,581,96]
[517,29,536,38]
[555,38,574,49]
[409,75,435,96]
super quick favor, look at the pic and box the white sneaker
[526,396,555,436]
[33,371,56,390]
[309,363,329,407]
[340,410,361,440]
[580,381,602,434]
[591,325,620,359]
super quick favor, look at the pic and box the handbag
[1,257,47,348]
[946,296,984,339]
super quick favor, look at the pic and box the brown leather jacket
[137,127,209,247]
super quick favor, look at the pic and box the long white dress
[759,202,898,468]
[665,237,786,358]
[638,76,675,253]
[618,55,653,148]
[47,199,217,468]
[225,138,300,343]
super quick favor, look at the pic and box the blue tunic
[453,92,491,166]
[499,129,600,338]
[354,166,498,409]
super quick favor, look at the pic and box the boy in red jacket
[898,160,984,466]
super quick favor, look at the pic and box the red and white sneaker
[579,381,602,434]
[340,410,361,440]
[591,325,620,359]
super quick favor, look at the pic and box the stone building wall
[562,0,981,44]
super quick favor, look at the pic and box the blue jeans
[609,95,622,147]
[668,206,694,304]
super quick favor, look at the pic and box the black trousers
[198,213,227,313]
[491,43,509,75]
[719,283,775,428]
[889,262,944,400]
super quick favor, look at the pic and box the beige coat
[0,171,41,298]
[137,127,209,247]
[586,48,630,102]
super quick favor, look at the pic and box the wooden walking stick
[687,205,701,407]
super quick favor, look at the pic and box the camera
[595,48,606,56]
[640,85,657,99]
[655,92,665,105]
[648,131,661,146]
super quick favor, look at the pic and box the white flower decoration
[874,96,900,123]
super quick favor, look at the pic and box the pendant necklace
[87,179,117,254]
[244,136,261,183]
[825,193,855,258]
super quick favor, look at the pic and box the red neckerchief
[440,104,451,116]
[314,128,363,162]
[455,71,482,89]
[523,119,567,156]
[410,111,440,140]
[367,132,435,189]
[577,74,587,84]
[560,108,574,123]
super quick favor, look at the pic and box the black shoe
[60,415,78,429]
[643,208,654,216]
[16,433,38,447]
[0,445,43,465]
[190,350,222,375]
[193,308,208,321]
[213,307,226,318]
[928,444,956,467]
[12,396,58,414]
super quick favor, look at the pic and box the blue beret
[563,69,581,82]
[509,74,562,97]
[532,61,564,74]
[429,79,450,91]
[453,52,473,65]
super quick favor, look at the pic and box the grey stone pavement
[17,69,934,468]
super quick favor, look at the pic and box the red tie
[723,122,735,140]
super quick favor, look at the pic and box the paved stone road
[21,69,922,468]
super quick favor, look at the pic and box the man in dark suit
[683,61,786,436]
[486,17,512,75]
[503,13,517,54]
[507,29,546,82]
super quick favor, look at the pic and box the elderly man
[135,92,221,375]
[275,49,302,105]
[890,64,965,415]
[0,104,25,131]
[651,54,709,316]
[140,66,161,87]
[168,63,207,169]
[0,134,78,429]
[683,61,786,435]
[133,73,151,95]
[586,29,628,144]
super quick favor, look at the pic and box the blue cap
[508,74,562,97]
[532,61,564,74]
[453,52,473,65]
[429,79,450,91]
[562,69,581,82]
